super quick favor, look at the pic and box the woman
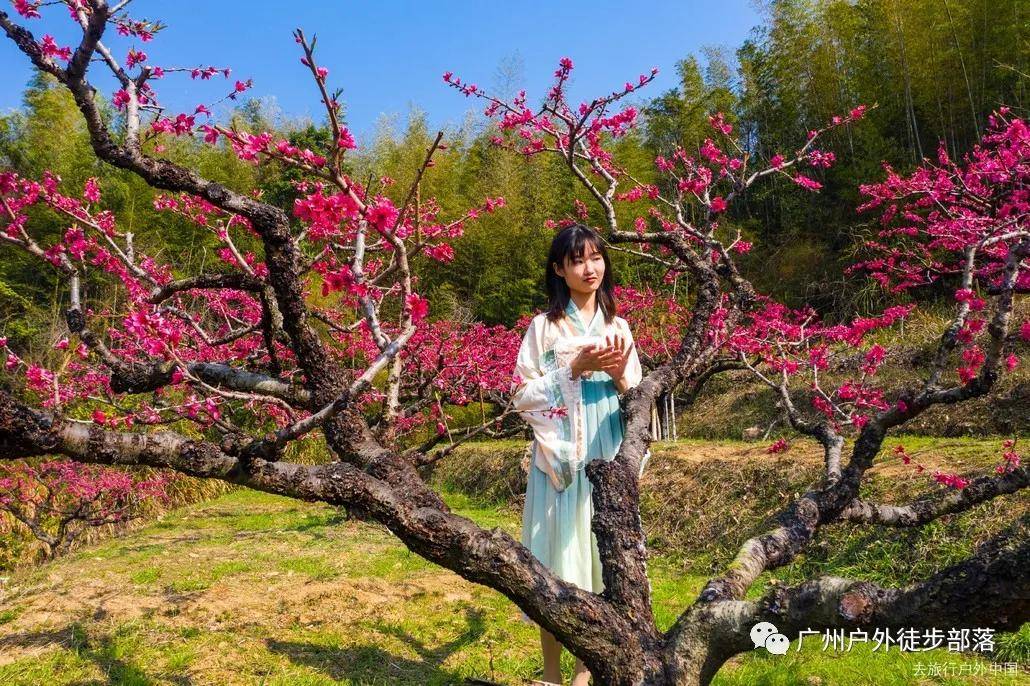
[510,223,648,685]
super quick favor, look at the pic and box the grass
[129,567,161,585]
[0,607,21,625]
[0,440,1026,684]
[278,557,338,582]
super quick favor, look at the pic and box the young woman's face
[554,240,605,296]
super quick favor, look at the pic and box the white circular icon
[750,621,778,649]
[765,633,790,655]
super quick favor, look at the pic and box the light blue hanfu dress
[510,299,648,625]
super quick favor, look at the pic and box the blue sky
[0,1,763,144]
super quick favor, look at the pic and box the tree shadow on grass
[0,627,72,652]
[286,510,348,533]
[115,533,205,553]
[0,621,193,686]
[267,604,496,684]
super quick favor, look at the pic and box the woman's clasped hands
[570,334,633,382]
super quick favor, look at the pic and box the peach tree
[0,2,1027,684]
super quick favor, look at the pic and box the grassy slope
[0,440,1026,685]
[431,437,1029,588]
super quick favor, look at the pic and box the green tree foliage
[349,108,579,325]
[1,0,1024,340]
[0,72,259,351]
[642,0,1027,312]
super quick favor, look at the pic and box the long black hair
[544,223,616,325]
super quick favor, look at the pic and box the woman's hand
[570,335,632,381]
[570,342,622,379]
[597,334,632,382]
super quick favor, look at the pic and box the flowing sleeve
[510,316,582,492]
[616,317,650,477]
[618,317,643,392]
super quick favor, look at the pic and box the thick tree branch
[839,466,1028,526]
[1,3,448,513]
[670,523,1029,685]
[0,388,661,683]
[147,273,266,304]
[697,237,1027,612]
